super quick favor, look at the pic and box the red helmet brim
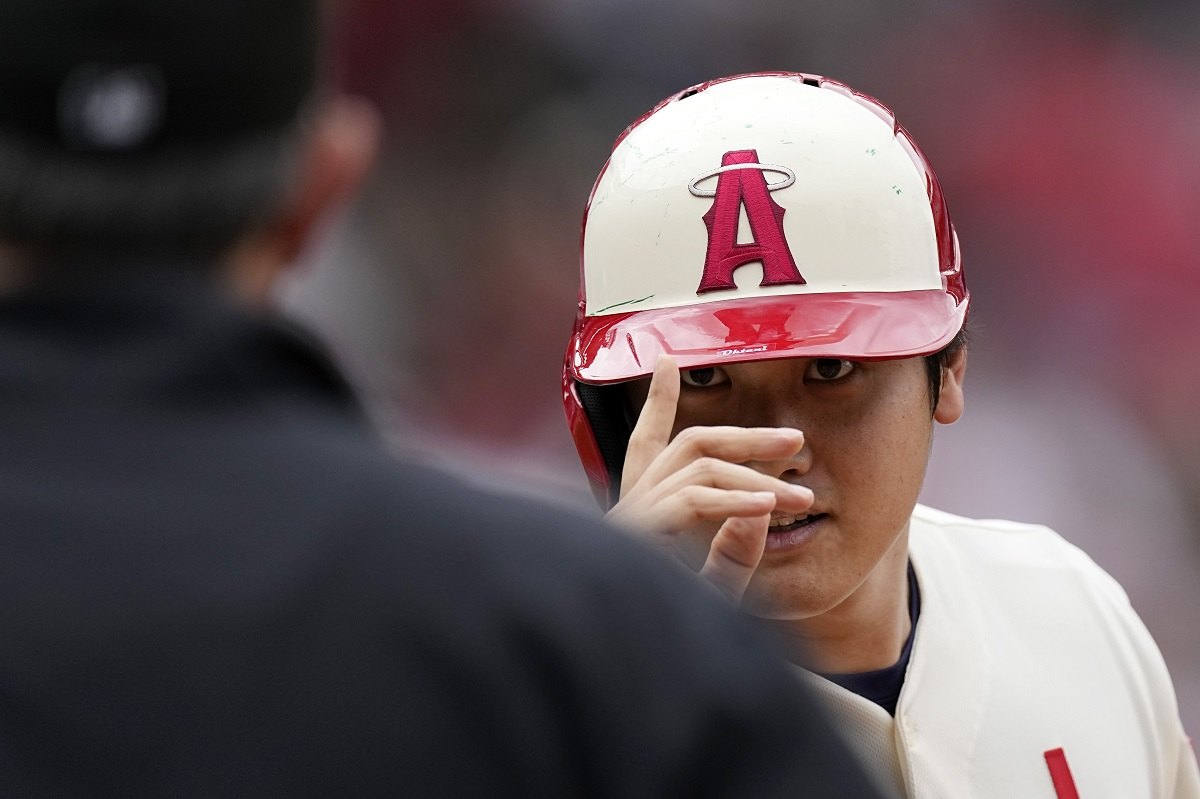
[569,289,968,385]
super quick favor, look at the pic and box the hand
[608,356,814,602]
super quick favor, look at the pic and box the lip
[763,513,826,554]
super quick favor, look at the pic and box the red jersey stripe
[1044,748,1081,799]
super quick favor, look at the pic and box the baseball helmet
[563,72,968,507]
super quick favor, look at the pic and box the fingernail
[785,484,814,500]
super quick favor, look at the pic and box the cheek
[816,384,933,510]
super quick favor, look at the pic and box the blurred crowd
[282,0,1200,734]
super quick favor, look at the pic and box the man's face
[624,353,965,620]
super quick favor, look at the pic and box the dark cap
[0,0,319,155]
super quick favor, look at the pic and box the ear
[225,95,381,302]
[933,345,967,424]
[269,94,382,265]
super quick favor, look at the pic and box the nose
[733,374,813,480]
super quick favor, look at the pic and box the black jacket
[0,272,879,797]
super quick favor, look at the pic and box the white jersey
[802,505,1200,799]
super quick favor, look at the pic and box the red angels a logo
[689,149,806,294]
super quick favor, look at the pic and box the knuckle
[676,484,708,507]
[689,456,724,481]
[712,542,755,570]
[674,426,705,450]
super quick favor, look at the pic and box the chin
[739,581,831,620]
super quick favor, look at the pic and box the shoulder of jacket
[910,503,1129,605]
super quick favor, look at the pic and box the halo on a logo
[688,162,796,198]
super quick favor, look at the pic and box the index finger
[621,355,680,495]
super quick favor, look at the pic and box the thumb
[698,505,771,603]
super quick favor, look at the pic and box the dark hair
[0,127,300,260]
[923,323,969,414]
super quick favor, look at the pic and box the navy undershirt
[818,562,920,716]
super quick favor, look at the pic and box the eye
[679,366,729,387]
[805,359,855,382]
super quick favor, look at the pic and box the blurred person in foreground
[563,72,1200,798]
[0,6,885,797]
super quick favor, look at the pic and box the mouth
[768,512,827,534]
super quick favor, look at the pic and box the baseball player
[562,72,1200,798]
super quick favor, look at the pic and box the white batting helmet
[563,72,968,506]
